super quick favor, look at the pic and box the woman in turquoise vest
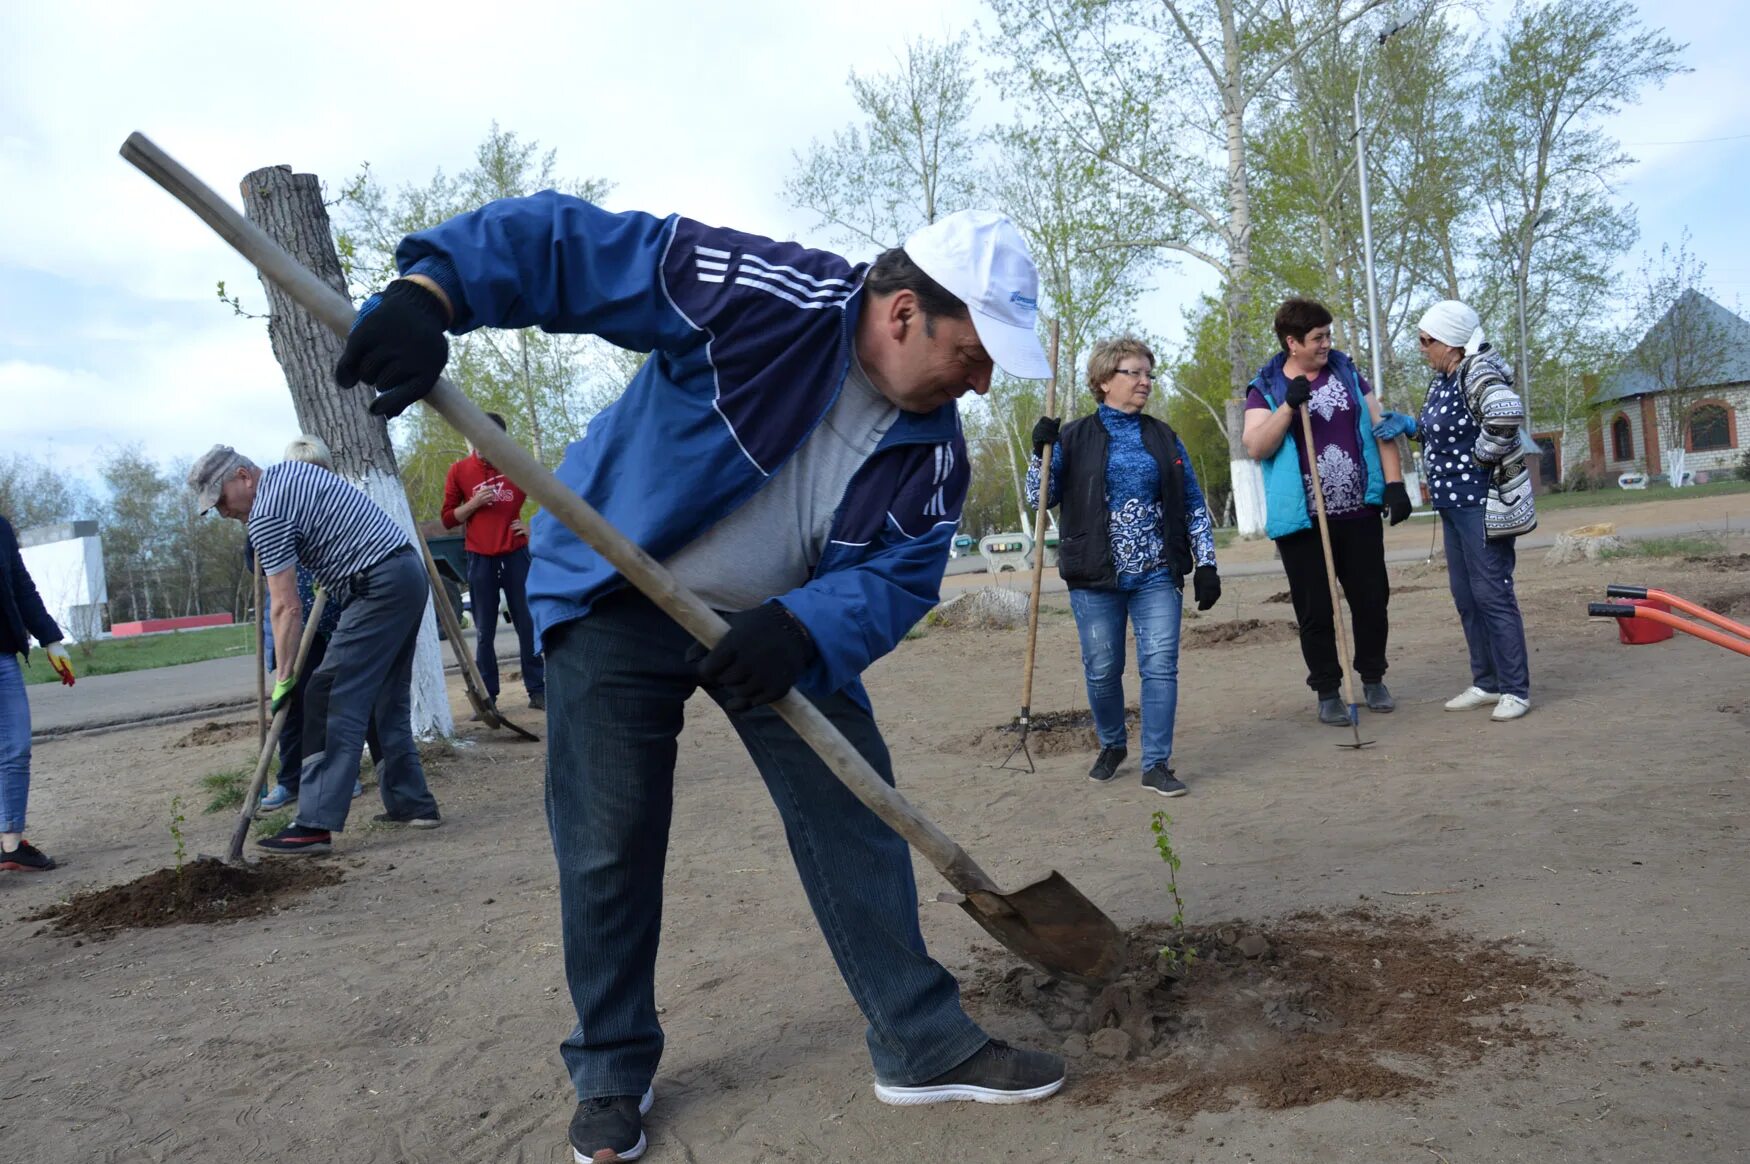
[1242,298,1412,726]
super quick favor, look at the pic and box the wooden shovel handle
[229,590,327,862]
[123,133,999,897]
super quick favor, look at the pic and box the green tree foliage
[0,453,96,531]
[333,124,625,520]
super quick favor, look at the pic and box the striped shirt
[248,461,409,587]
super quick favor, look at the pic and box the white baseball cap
[903,210,1052,380]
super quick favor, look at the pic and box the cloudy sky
[2,0,1744,491]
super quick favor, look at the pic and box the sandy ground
[3,532,1748,1163]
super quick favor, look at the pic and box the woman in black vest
[1028,336,1222,796]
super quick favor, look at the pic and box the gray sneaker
[1318,694,1351,726]
[873,1039,1065,1106]
[1141,764,1188,797]
[1087,746,1127,783]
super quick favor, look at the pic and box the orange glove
[46,642,75,686]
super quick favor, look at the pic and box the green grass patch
[200,767,252,814]
[21,623,254,686]
[252,808,294,838]
[1539,478,1750,511]
[1599,536,1725,560]
[1213,528,1238,549]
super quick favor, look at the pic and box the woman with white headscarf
[1373,300,1532,721]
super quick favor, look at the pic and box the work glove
[45,642,75,686]
[270,676,297,715]
[1382,481,1413,527]
[1284,376,1313,408]
[1192,565,1221,612]
[1031,415,1061,457]
[687,602,817,713]
[1373,410,1417,441]
[334,280,451,418]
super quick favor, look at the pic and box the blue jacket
[397,192,969,706]
[1248,349,1384,539]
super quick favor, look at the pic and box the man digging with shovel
[334,198,1066,1162]
[188,445,443,853]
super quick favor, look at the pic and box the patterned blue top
[1418,370,1485,510]
[1027,405,1217,590]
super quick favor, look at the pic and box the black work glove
[1192,565,1221,611]
[1382,481,1412,526]
[1284,375,1313,409]
[334,280,451,418]
[687,602,817,713]
[1031,415,1061,457]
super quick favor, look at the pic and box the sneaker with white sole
[1444,686,1501,711]
[569,1086,654,1163]
[257,783,297,814]
[1490,694,1531,721]
[873,1039,1065,1106]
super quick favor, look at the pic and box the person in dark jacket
[332,199,1068,1162]
[1028,336,1221,797]
[1,514,76,871]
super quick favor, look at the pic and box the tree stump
[1545,522,1623,564]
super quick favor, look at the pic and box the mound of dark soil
[30,859,345,938]
[967,707,1141,758]
[964,907,1577,1116]
[1185,618,1299,648]
[173,720,255,748]
[1684,552,1750,572]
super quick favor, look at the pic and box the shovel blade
[957,870,1126,986]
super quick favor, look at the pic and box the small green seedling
[169,795,189,903]
[1151,810,1198,973]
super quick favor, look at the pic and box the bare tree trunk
[241,165,454,739]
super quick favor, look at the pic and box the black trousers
[1275,513,1389,695]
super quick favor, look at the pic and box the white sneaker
[1491,694,1531,721]
[1444,686,1501,711]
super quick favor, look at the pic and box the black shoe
[1087,746,1127,783]
[1318,694,1351,726]
[874,1039,1065,1106]
[528,691,546,711]
[256,825,333,855]
[372,810,443,830]
[0,840,57,871]
[1141,764,1188,798]
[1363,681,1395,712]
[568,1086,653,1163]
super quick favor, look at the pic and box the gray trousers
[295,548,439,831]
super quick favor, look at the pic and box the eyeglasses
[1113,367,1156,383]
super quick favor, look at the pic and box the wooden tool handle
[229,590,328,862]
[1016,320,1061,723]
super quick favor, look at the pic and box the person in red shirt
[442,411,545,710]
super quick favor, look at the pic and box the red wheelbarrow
[1588,584,1750,658]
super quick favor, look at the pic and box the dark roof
[1594,290,1750,404]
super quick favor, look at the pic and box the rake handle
[1298,405,1366,745]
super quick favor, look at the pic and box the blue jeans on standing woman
[1067,574,1185,770]
[543,590,988,1100]
[466,547,544,701]
[1440,505,1530,699]
[0,654,31,833]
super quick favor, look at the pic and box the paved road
[28,623,527,739]
[28,514,1741,738]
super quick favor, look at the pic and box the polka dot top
[1418,370,1483,510]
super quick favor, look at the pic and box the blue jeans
[294,551,439,831]
[0,654,31,833]
[543,591,987,1100]
[467,547,544,699]
[1440,506,1530,699]
[1068,575,1184,770]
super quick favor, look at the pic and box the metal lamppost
[1352,20,1410,406]
[1514,207,1558,425]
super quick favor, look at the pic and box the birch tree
[241,164,453,738]
[986,0,1386,534]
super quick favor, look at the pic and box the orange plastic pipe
[1621,606,1750,658]
[1643,588,1750,642]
